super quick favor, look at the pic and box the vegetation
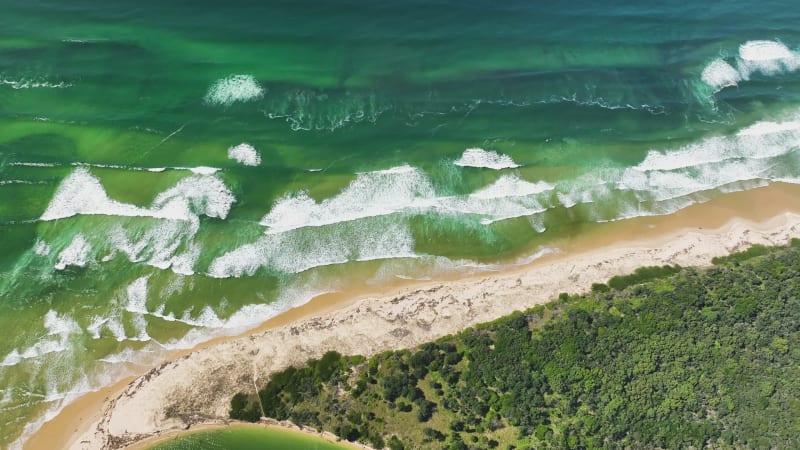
[231,241,800,449]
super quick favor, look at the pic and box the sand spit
[25,184,800,450]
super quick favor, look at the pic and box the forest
[229,241,800,449]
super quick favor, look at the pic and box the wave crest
[454,148,519,170]
[701,40,800,93]
[227,143,261,166]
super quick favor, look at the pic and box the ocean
[2,0,800,446]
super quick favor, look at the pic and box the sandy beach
[25,182,800,450]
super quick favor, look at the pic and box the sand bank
[26,183,800,450]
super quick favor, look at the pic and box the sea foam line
[10,161,220,175]
[0,78,71,89]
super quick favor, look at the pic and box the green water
[2,1,800,447]
[149,426,353,450]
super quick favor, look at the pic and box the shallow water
[2,1,800,446]
[148,426,353,450]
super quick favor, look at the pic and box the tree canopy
[231,240,800,449]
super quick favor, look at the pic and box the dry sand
[25,183,800,450]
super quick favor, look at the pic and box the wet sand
[25,182,800,450]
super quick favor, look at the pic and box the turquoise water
[3,1,800,447]
[148,426,352,450]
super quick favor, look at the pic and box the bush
[228,392,260,422]
[423,427,446,442]
[712,244,771,265]
[449,420,465,432]
[369,434,385,449]
[416,399,436,422]
[387,435,405,450]
[607,265,681,290]
[314,351,343,381]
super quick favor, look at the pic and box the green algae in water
[149,426,354,450]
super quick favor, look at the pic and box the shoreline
[25,182,800,450]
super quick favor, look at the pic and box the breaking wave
[227,143,261,166]
[40,167,235,222]
[454,148,520,170]
[204,74,264,106]
[701,40,800,92]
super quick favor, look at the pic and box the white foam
[99,347,142,365]
[12,161,217,174]
[555,171,614,209]
[159,289,332,348]
[701,59,741,91]
[106,318,127,342]
[156,307,268,351]
[41,167,235,222]
[738,40,800,78]
[701,40,800,92]
[0,179,49,186]
[33,239,51,256]
[130,314,151,342]
[159,276,188,300]
[86,316,108,340]
[9,362,139,450]
[227,143,261,166]
[182,306,223,328]
[152,174,235,220]
[170,243,201,276]
[149,304,177,323]
[187,166,220,175]
[109,220,202,275]
[471,174,553,199]
[514,247,560,265]
[0,349,21,366]
[125,276,150,315]
[10,162,60,167]
[40,167,178,221]
[633,116,800,172]
[437,176,552,225]
[737,120,800,137]
[54,234,92,270]
[206,234,331,277]
[739,40,798,62]
[209,220,417,277]
[0,311,80,366]
[258,163,562,237]
[260,165,435,233]
[0,78,71,89]
[454,148,520,169]
[606,196,701,223]
[618,115,800,203]
[204,74,264,106]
